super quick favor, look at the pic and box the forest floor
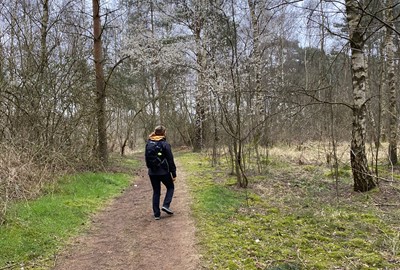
[52,161,201,270]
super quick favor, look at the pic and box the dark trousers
[149,174,174,217]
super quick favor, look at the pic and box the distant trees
[0,0,399,196]
[0,0,95,217]
[0,0,94,151]
[117,0,400,190]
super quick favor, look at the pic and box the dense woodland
[0,0,399,218]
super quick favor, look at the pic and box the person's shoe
[154,216,160,220]
[161,206,174,215]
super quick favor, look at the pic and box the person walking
[145,125,177,220]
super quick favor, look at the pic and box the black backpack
[145,140,165,169]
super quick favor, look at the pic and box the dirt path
[53,163,201,270]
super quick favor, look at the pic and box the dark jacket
[145,134,177,178]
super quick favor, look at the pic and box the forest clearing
[1,0,400,269]
[183,142,400,269]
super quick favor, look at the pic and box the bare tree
[92,0,108,165]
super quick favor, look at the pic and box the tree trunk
[193,0,207,153]
[379,37,388,143]
[346,0,376,192]
[248,0,261,104]
[193,99,204,152]
[38,0,49,144]
[193,44,204,152]
[150,1,164,124]
[231,0,247,188]
[92,0,108,165]
[248,0,264,173]
[385,0,397,165]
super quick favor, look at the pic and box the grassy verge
[0,157,139,269]
[177,152,400,270]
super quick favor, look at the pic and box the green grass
[0,171,133,268]
[177,152,400,270]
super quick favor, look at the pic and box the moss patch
[178,152,400,269]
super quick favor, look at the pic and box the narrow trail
[53,162,200,270]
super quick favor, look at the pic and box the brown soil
[52,163,201,270]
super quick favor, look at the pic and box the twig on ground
[0,263,18,270]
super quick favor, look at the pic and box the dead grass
[251,141,400,248]
[0,144,48,221]
[267,141,391,167]
[0,142,80,224]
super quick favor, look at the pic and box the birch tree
[385,0,397,165]
[346,0,376,192]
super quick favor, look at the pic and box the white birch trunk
[346,0,376,192]
[385,0,398,164]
